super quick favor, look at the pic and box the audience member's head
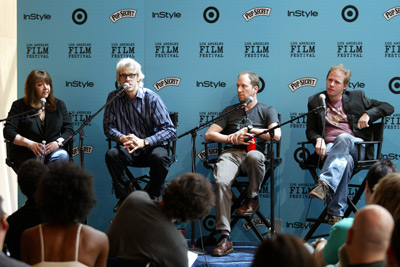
[365,159,397,203]
[371,172,400,220]
[345,205,394,265]
[17,159,48,200]
[251,234,317,267]
[162,172,214,223]
[35,162,96,224]
[387,216,400,267]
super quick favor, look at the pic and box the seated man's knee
[246,150,265,165]
[335,133,353,144]
[105,148,119,162]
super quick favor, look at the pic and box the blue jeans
[42,148,70,163]
[319,133,365,217]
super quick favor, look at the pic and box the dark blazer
[3,98,73,169]
[306,90,394,159]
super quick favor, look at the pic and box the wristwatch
[57,139,64,147]
[144,138,150,146]
[247,125,253,133]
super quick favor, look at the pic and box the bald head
[346,205,394,264]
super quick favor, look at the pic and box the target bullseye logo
[203,6,220,23]
[258,77,265,93]
[389,77,400,94]
[72,8,88,25]
[342,5,359,22]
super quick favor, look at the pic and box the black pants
[105,145,170,199]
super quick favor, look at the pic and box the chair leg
[304,207,328,241]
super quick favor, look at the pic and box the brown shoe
[211,236,233,257]
[309,180,329,202]
[328,214,343,225]
[236,197,259,216]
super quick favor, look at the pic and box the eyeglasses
[119,73,137,79]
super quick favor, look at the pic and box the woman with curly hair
[20,162,109,267]
[107,172,215,267]
[3,69,73,172]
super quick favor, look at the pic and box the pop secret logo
[109,9,136,23]
[242,7,271,21]
[153,77,181,91]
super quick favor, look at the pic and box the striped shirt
[103,87,176,154]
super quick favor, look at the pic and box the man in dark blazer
[307,64,394,225]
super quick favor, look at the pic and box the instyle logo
[381,153,400,160]
[196,81,226,88]
[288,77,317,92]
[242,7,271,21]
[23,13,51,20]
[385,114,400,129]
[111,43,135,58]
[289,112,307,129]
[153,77,181,91]
[385,42,400,58]
[286,221,314,230]
[290,41,316,58]
[287,10,318,18]
[244,42,269,58]
[109,9,136,23]
[155,42,179,58]
[68,43,92,59]
[26,43,49,59]
[337,41,363,58]
[199,42,224,58]
[383,6,400,21]
[152,11,181,19]
[347,81,365,89]
[70,111,92,127]
[65,81,94,88]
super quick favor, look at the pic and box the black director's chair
[295,117,386,241]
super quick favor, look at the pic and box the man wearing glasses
[103,58,176,212]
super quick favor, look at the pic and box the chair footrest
[306,218,327,223]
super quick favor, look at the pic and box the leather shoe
[328,214,343,225]
[113,198,124,213]
[211,236,233,257]
[309,180,329,202]
[236,197,259,216]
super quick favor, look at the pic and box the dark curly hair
[162,173,214,223]
[17,159,48,199]
[252,234,317,267]
[35,162,96,224]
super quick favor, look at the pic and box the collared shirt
[103,87,176,152]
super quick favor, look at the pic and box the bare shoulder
[81,225,109,245]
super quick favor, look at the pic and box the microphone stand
[243,105,325,236]
[177,102,249,251]
[0,107,42,122]
[62,87,126,168]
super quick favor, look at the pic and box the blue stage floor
[192,241,260,267]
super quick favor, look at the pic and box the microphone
[123,83,130,90]
[319,94,326,110]
[40,98,46,111]
[241,96,253,108]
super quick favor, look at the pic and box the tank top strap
[75,224,83,261]
[38,224,45,262]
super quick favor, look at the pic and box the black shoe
[309,180,329,202]
[113,198,124,213]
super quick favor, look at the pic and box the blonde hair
[327,64,351,86]
[371,172,400,220]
